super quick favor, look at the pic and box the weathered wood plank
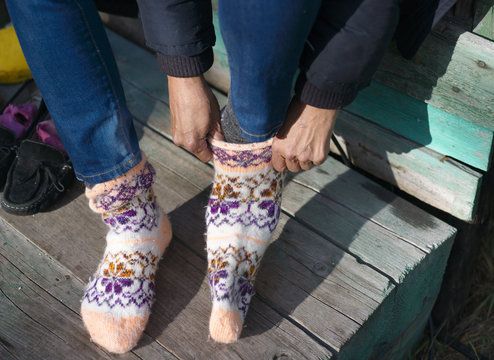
[291,146,463,249]
[473,0,494,40]
[0,218,177,360]
[329,111,482,222]
[371,22,494,171]
[0,255,115,360]
[340,235,454,360]
[344,80,493,171]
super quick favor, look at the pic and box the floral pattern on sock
[83,277,155,310]
[98,250,160,281]
[212,147,272,169]
[103,189,160,234]
[208,245,261,320]
[206,169,283,232]
[207,139,286,332]
[89,161,155,212]
[82,159,169,329]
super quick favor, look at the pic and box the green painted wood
[345,81,492,171]
[372,23,494,171]
[330,109,482,222]
[474,0,494,40]
[341,236,454,360]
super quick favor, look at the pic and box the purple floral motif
[83,276,155,310]
[212,146,272,168]
[95,162,156,212]
[104,196,159,234]
[206,199,281,232]
[208,272,255,321]
[208,245,259,321]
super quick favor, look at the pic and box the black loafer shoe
[0,81,47,189]
[0,126,17,188]
[1,139,75,215]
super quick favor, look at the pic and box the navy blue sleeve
[137,0,216,77]
[296,0,401,109]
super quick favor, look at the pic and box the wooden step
[0,29,456,359]
[0,117,455,359]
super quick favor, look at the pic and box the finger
[209,126,225,141]
[193,138,213,162]
[300,160,314,171]
[272,151,287,172]
[286,158,301,173]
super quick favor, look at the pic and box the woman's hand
[168,75,224,162]
[272,99,337,172]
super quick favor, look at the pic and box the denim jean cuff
[76,152,143,184]
[157,48,214,77]
[295,73,365,109]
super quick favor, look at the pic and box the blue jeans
[6,0,141,184]
[218,0,322,142]
[7,0,320,182]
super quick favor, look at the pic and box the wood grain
[0,221,174,360]
[329,111,482,222]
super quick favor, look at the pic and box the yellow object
[0,26,32,84]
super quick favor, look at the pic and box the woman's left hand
[272,99,338,172]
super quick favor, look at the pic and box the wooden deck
[0,30,457,359]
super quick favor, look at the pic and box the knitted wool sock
[206,138,285,343]
[80,157,172,353]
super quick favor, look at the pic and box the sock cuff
[209,138,274,172]
[86,155,155,213]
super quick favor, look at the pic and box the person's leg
[6,0,172,353]
[218,0,322,143]
[207,1,322,343]
[6,0,140,183]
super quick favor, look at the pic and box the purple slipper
[0,104,38,140]
[36,118,66,154]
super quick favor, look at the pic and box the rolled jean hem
[238,125,281,143]
[75,151,143,184]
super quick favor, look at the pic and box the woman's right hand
[168,75,224,162]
